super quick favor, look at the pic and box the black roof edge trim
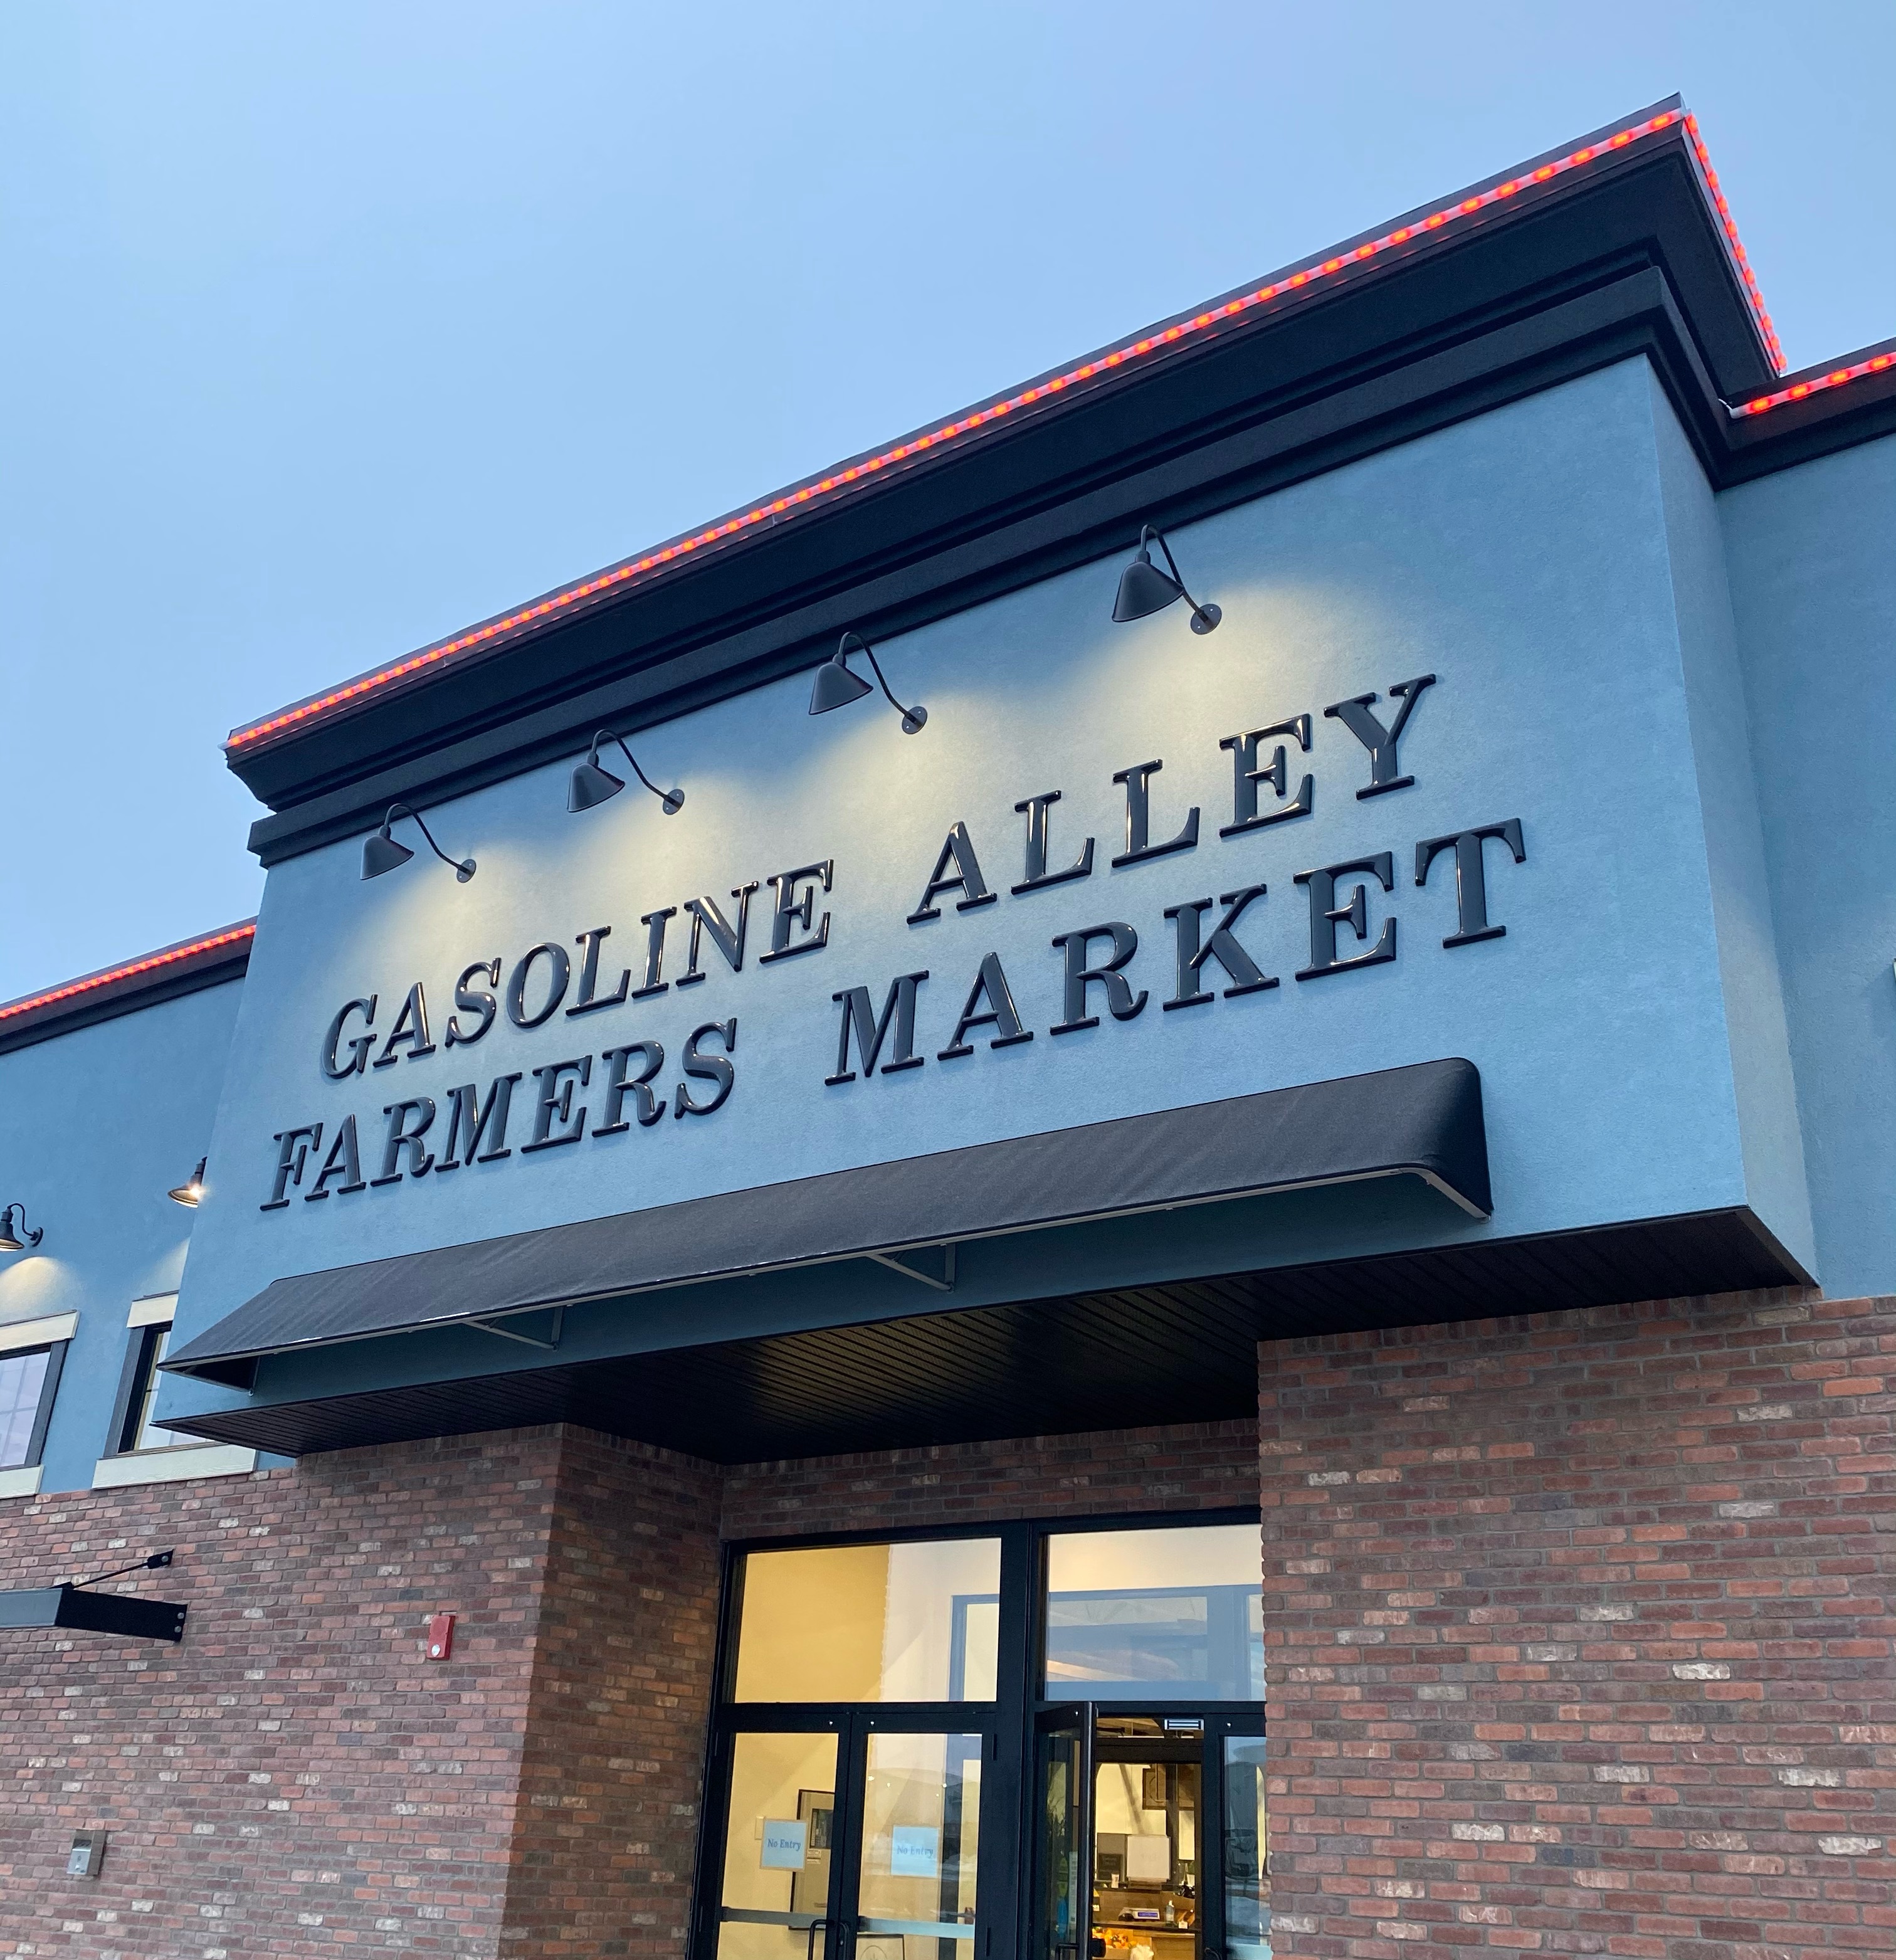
[247,255,1734,867]
[1720,330,1896,482]
[0,926,255,1058]
[219,107,1892,861]
[226,95,1721,765]
[229,108,1816,822]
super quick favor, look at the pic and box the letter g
[321,996,378,1080]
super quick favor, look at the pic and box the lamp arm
[854,638,923,722]
[1148,525,1218,628]
[600,732,672,806]
[1148,527,1205,613]
[386,803,464,872]
[1,1202,42,1246]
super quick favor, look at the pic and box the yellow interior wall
[735,1543,892,1701]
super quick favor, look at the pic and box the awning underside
[167,1206,1804,1463]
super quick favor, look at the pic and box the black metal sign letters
[828,672,1525,1085]
[265,672,1527,1207]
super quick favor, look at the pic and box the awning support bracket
[866,1244,957,1293]
[466,1306,565,1351]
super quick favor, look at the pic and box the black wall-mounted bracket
[0,1584,187,1644]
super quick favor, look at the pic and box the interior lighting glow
[1733,349,1896,418]
[0,924,256,1026]
[227,105,1774,756]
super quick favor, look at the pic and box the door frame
[1201,1715,1269,1960]
[692,1508,1265,1960]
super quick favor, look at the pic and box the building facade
[1,100,1892,1959]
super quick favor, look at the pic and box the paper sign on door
[890,1826,940,1878]
[761,1818,808,1869]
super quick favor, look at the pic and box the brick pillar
[1260,1292,1896,1957]
[500,1429,723,1956]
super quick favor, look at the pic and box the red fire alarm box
[426,1612,455,1660]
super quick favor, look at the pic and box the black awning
[167,1208,1806,1465]
[167,1058,1489,1386]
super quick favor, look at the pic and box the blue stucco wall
[1720,428,1896,1298]
[0,980,245,1494]
[1648,375,1814,1267]
[157,357,1820,1428]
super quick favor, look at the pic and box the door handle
[806,1919,830,1960]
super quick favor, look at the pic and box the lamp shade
[809,655,875,716]
[361,829,415,880]
[0,1206,40,1251]
[1112,552,1185,623]
[168,1159,208,1208]
[567,760,624,811]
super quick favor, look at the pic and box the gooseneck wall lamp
[1112,524,1221,634]
[809,633,927,734]
[568,730,685,816]
[362,804,477,883]
[0,1204,43,1252]
[167,1159,208,1209]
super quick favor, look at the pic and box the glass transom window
[1043,1522,1262,1702]
[734,1539,1001,1702]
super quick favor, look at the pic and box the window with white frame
[110,1296,185,1454]
[0,1315,71,1476]
[0,1347,55,1468]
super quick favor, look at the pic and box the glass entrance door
[1033,1709,1092,1960]
[712,1729,845,1960]
[1033,1712,1266,1960]
[1213,1723,1268,1960]
[855,1726,986,1960]
[711,1719,991,1960]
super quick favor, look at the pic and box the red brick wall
[1260,1290,1896,1959]
[0,1423,720,1960]
[721,1418,1260,1539]
[0,1414,1250,1960]
[30,1301,1890,1960]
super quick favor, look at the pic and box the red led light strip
[1733,348,1896,418]
[0,923,256,1025]
[228,105,1774,754]
[1682,113,1785,375]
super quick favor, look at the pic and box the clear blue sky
[3,1,1891,1001]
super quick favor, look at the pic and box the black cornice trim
[226,130,1887,862]
[230,105,1720,770]
[247,260,1720,868]
[1720,339,1896,482]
